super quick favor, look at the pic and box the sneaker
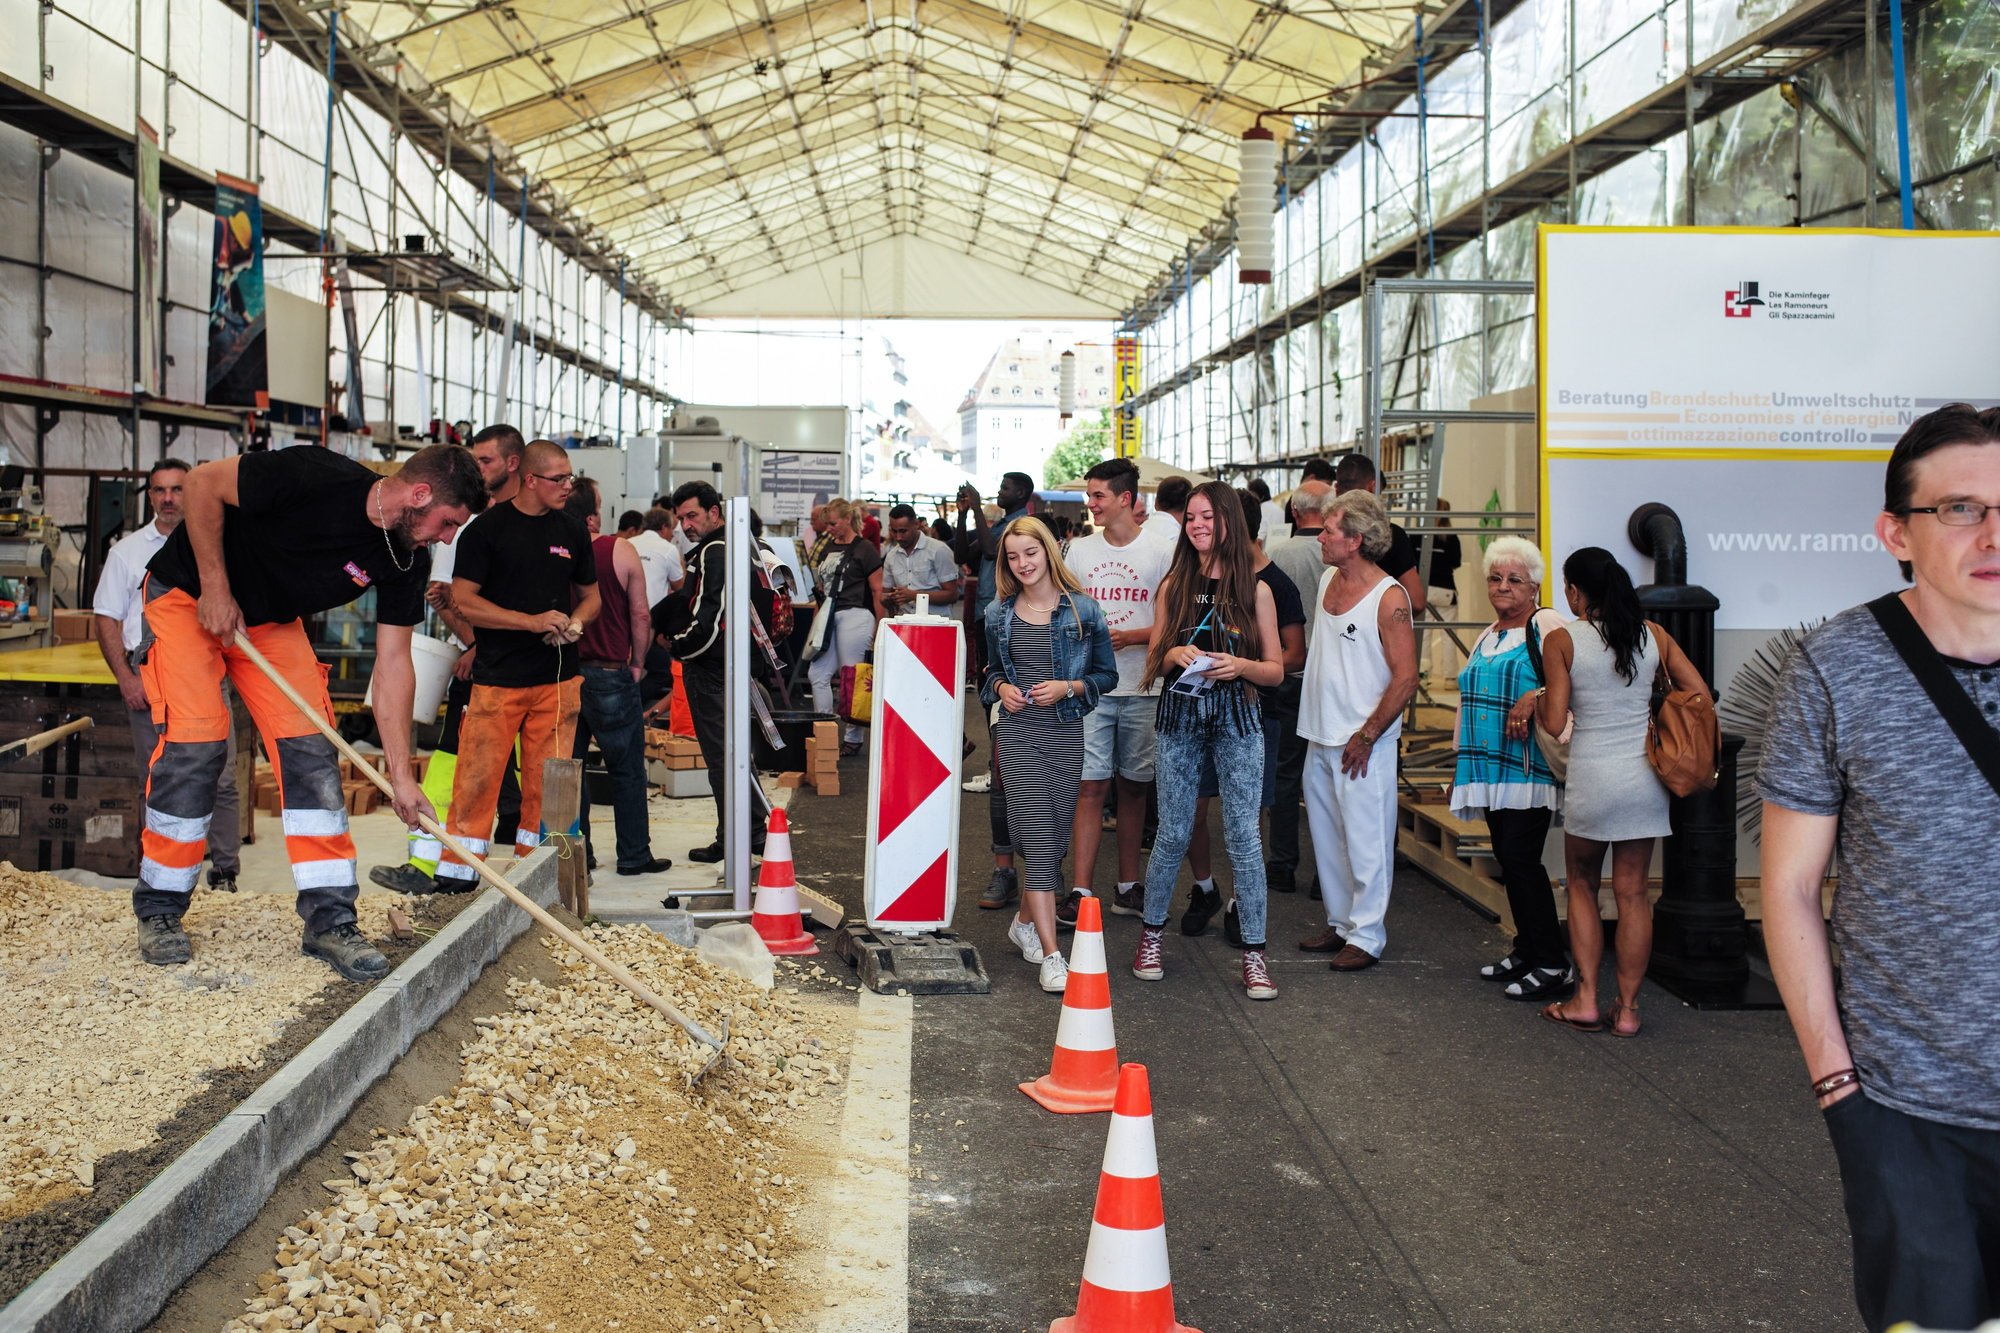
[1131,926,1165,981]
[302,923,392,982]
[962,772,993,794]
[369,863,437,895]
[1055,888,1090,929]
[1222,899,1243,949]
[1242,949,1277,1000]
[137,914,191,966]
[1179,884,1223,936]
[1266,861,1296,894]
[977,867,1019,910]
[207,871,239,893]
[1007,916,1046,964]
[1480,951,1528,983]
[1108,883,1145,917]
[1038,952,1070,993]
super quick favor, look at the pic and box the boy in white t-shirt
[1063,457,1176,918]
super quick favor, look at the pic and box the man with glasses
[93,458,243,893]
[1760,403,2000,1333]
[434,439,598,889]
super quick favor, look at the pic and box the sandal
[1504,966,1577,1002]
[1607,998,1642,1039]
[1480,951,1526,982]
[1539,1000,1603,1033]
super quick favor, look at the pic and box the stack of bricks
[789,720,842,797]
[645,728,705,770]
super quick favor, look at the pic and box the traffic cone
[1050,1063,1200,1333]
[1021,895,1117,1113]
[750,808,816,956]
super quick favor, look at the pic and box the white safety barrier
[863,606,964,931]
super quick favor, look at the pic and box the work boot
[208,871,239,893]
[302,923,392,982]
[137,914,191,966]
[369,863,437,895]
[977,866,1019,910]
[1179,883,1223,936]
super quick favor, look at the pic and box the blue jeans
[574,665,655,871]
[1142,724,1269,947]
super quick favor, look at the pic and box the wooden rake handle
[0,715,94,762]
[230,632,728,1058]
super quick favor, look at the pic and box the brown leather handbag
[1646,626,1720,797]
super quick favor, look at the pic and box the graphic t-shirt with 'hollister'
[146,446,430,627]
[1064,525,1175,696]
[449,501,597,688]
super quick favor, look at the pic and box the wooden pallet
[1396,796,1832,933]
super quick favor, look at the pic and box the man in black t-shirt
[134,443,485,980]
[436,440,599,888]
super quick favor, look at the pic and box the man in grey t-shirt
[1758,402,2000,1333]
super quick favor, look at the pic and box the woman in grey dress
[1532,548,1708,1037]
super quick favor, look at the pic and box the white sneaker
[1007,916,1046,963]
[962,772,993,793]
[1039,951,1069,993]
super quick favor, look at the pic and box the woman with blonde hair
[981,517,1118,993]
[808,498,883,756]
[1131,483,1287,999]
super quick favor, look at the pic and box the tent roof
[342,0,1418,317]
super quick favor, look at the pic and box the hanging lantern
[1058,349,1076,420]
[1237,126,1277,284]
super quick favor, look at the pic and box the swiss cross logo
[343,560,373,587]
[1723,280,1765,319]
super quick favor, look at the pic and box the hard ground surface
[791,702,1858,1333]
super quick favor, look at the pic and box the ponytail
[1562,547,1648,683]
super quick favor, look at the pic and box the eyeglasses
[1485,573,1534,587]
[1899,501,1995,526]
[531,472,577,487]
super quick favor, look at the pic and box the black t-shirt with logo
[450,501,597,687]
[147,446,429,627]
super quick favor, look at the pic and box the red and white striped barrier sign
[863,611,964,931]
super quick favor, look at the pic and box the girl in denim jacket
[981,518,1118,992]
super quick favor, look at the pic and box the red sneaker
[1242,949,1277,1000]
[1131,926,1165,981]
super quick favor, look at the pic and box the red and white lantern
[863,610,965,931]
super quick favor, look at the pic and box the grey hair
[1481,535,1545,585]
[1324,490,1393,561]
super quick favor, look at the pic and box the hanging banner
[1539,225,2000,629]
[134,119,161,397]
[205,172,269,410]
[1113,335,1141,458]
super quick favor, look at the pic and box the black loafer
[617,857,674,875]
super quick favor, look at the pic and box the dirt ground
[0,873,471,1308]
[152,916,860,1332]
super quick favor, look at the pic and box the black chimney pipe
[1626,503,1765,1007]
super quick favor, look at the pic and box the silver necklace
[373,482,414,573]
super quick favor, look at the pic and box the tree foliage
[1044,408,1112,488]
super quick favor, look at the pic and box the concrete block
[384,849,559,1044]
[3,1113,274,1332]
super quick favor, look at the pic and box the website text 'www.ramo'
[1706,531,1885,554]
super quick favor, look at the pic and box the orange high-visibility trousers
[132,584,358,932]
[435,678,580,887]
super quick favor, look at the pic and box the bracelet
[1810,1068,1859,1099]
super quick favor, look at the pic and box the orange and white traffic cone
[1021,895,1117,1114]
[1050,1062,1200,1333]
[750,808,817,956]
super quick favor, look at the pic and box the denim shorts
[1081,693,1160,782]
[1196,709,1280,806]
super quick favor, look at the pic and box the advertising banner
[1539,226,2000,629]
[206,173,269,409]
[1114,335,1141,458]
[758,450,843,523]
[134,119,161,397]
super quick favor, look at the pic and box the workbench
[0,644,257,876]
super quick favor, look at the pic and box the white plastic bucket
[365,634,461,722]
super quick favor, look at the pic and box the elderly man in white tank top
[1297,490,1420,970]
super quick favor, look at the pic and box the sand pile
[0,868,409,1220]
[224,924,846,1333]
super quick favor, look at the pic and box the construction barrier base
[1020,1073,1117,1115]
[834,922,991,995]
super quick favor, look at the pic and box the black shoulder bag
[1866,592,2000,800]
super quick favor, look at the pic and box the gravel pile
[0,868,409,1221]
[224,924,847,1332]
